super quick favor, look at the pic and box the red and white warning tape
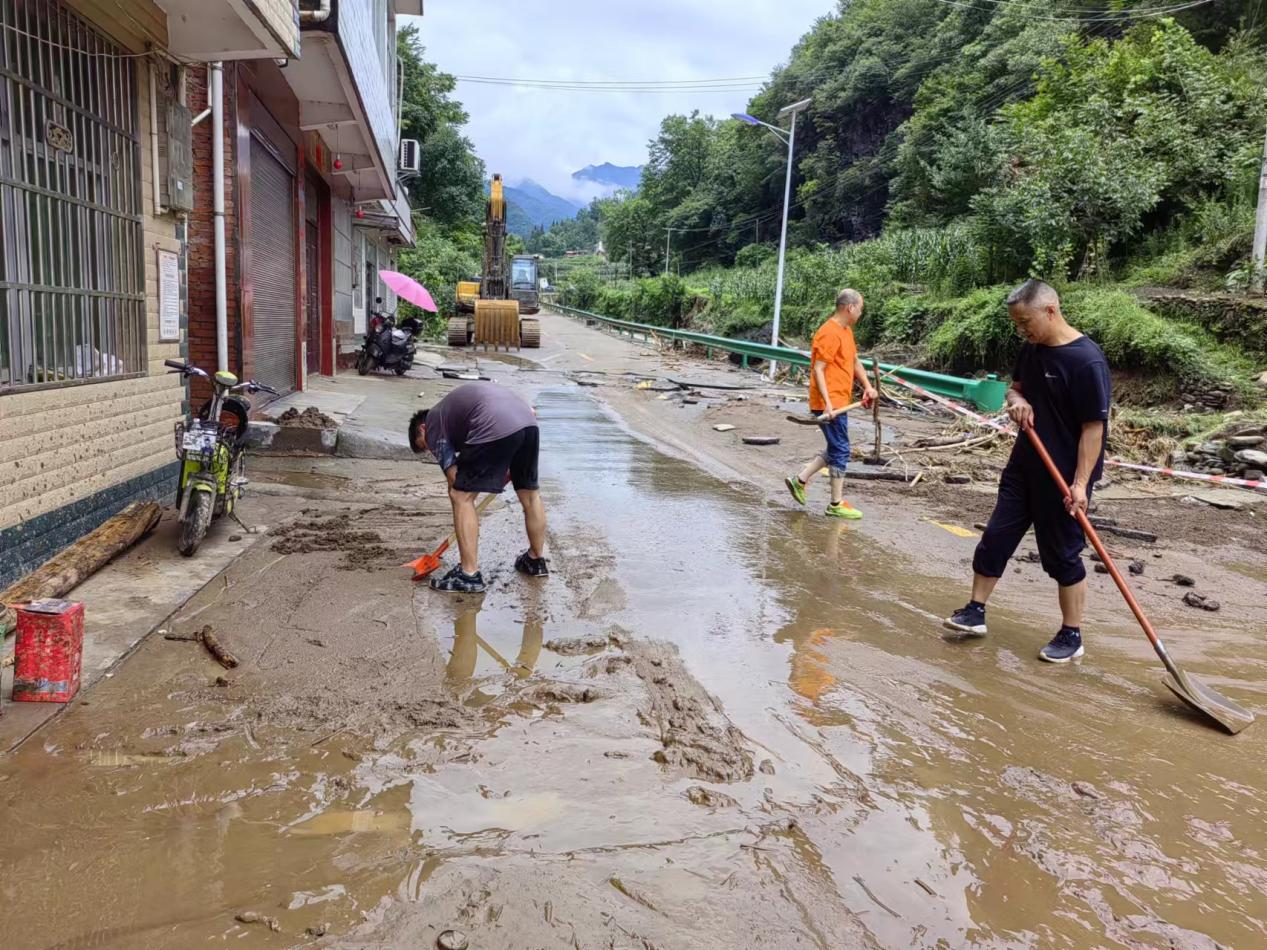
[878,369,1267,493]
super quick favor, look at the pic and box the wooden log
[846,469,913,482]
[872,361,883,460]
[0,501,162,635]
[911,432,1001,452]
[198,625,239,669]
[1094,524,1157,544]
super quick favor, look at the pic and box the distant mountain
[498,179,583,236]
[572,163,643,191]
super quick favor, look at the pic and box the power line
[929,0,1217,22]
[456,73,767,86]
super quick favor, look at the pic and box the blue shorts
[813,412,850,477]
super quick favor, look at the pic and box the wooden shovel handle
[1022,425,1171,663]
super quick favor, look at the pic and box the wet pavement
[2,382,1266,948]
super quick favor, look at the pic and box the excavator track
[446,317,470,348]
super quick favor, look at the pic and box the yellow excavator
[449,174,542,349]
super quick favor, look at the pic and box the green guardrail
[549,303,1008,412]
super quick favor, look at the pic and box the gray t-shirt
[425,382,536,469]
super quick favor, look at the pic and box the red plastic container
[13,599,84,703]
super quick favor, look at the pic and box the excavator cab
[510,255,541,315]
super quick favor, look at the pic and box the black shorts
[454,425,540,493]
[972,462,1091,587]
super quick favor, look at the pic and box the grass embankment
[560,222,1264,410]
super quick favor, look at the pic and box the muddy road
[2,314,1266,948]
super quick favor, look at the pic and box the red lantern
[355,208,365,219]
[333,156,343,171]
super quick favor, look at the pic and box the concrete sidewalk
[0,504,284,752]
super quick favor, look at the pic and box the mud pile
[274,406,337,428]
[592,631,754,783]
[270,513,393,570]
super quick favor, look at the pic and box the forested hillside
[549,0,1267,406]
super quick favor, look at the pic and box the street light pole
[664,227,672,276]
[1252,118,1267,293]
[733,98,811,379]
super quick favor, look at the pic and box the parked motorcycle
[166,359,278,557]
[357,298,424,376]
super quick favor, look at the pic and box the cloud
[402,0,836,199]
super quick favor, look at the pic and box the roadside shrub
[925,287,1015,372]
[1063,288,1250,390]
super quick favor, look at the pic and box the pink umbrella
[379,269,437,313]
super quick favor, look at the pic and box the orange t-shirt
[808,318,857,412]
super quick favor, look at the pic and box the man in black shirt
[944,280,1111,663]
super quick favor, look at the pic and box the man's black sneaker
[1039,627,1084,663]
[430,566,486,593]
[943,603,987,637]
[515,551,549,577]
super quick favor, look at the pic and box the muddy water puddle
[1,389,1265,948]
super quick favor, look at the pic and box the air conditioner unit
[399,139,420,174]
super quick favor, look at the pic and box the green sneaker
[784,475,807,507]
[825,502,862,520]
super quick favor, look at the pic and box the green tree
[974,20,1267,277]
[397,25,485,228]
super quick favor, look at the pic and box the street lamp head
[731,113,762,126]
[776,97,812,119]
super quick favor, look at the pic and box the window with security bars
[0,0,146,392]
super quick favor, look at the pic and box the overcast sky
[402,0,837,203]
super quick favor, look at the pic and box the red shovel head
[404,538,450,581]
[405,552,444,581]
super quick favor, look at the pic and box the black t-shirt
[1008,335,1111,482]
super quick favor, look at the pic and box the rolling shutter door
[249,135,296,394]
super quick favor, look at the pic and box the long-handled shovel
[404,475,510,581]
[1024,424,1254,734]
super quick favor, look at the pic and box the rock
[1191,489,1245,511]
[1071,781,1103,800]
[1255,370,1267,389]
[1195,441,1225,457]
[1246,469,1266,483]
[944,474,972,485]
[758,758,776,775]
[437,930,470,950]
[1170,574,1195,587]
[1094,564,1108,574]
[712,424,736,432]
[1234,449,1267,468]
[235,912,261,924]
[306,923,329,938]
[1183,592,1220,611]
[742,436,780,446]
[214,676,231,687]
[229,534,243,542]
[1128,561,1144,575]
[1228,435,1265,449]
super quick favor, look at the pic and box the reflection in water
[445,607,544,695]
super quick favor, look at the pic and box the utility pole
[1253,119,1267,293]
[664,227,672,276]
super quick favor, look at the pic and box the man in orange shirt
[784,289,876,519]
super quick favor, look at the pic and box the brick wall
[246,0,300,57]
[185,64,242,406]
[0,51,183,542]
